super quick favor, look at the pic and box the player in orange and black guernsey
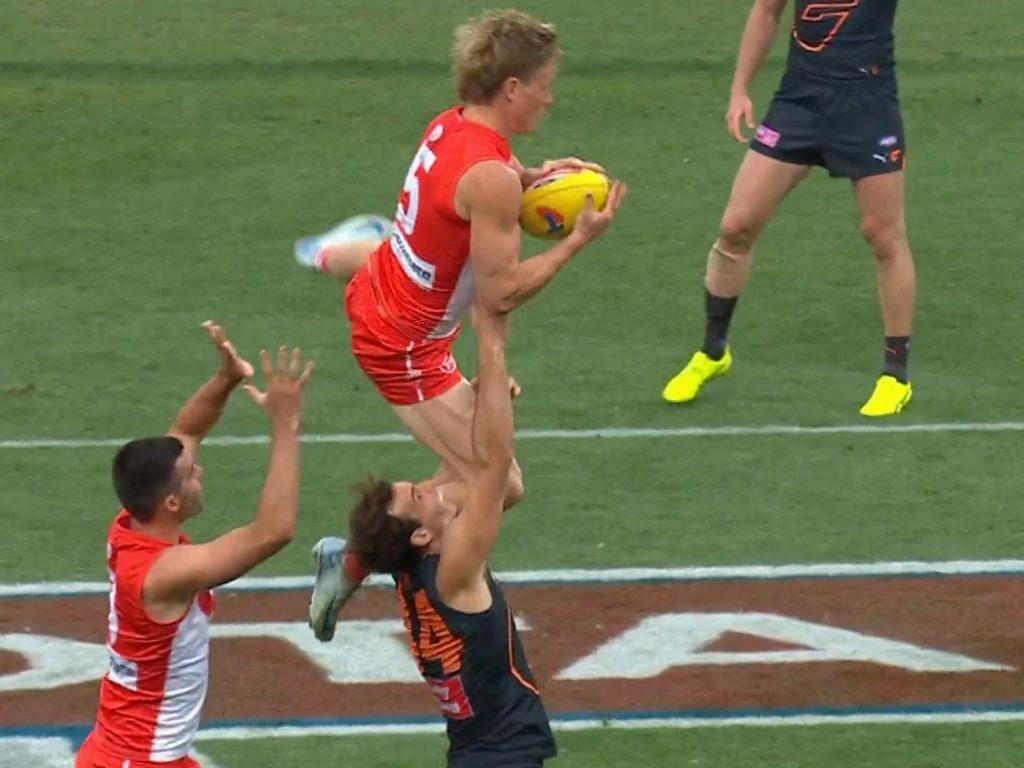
[662,0,916,418]
[323,307,556,767]
[771,0,903,180]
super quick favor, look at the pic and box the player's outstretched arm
[168,321,255,457]
[436,309,514,603]
[464,161,627,314]
[145,348,314,603]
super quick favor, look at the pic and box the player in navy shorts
[663,0,916,417]
[310,309,557,767]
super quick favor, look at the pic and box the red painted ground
[1,575,1021,725]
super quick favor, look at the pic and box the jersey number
[793,0,861,53]
[106,569,119,646]
[396,142,438,236]
[408,589,463,676]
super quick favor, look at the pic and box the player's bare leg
[419,461,461,494]
[854,170,915,416]
[393,380,524,509]
[311,240,379,281]
[663,151,810,403]
[310,381,522,642]
[294,214,391,282]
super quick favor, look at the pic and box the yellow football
[519,168,610,240]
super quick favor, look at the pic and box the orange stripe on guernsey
[396,583,418,663]
[792,1,861,53]
[400,587,464,676]
[507,607,539,695]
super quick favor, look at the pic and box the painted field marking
[4,559,1024,598]
[2,419,1024,450]
[193,704,1024,741]
[6,703,1024,751]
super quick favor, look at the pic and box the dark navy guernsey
[786,0,898,81]
[752,0,906,179]
[395,555,557,767]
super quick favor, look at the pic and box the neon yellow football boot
[662,347,734,404]
[859,374,913,417]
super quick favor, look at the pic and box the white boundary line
[2,420,1024,450]
[4,708,1023,746]
[191,709,1024,742]
[4,559,1024,597]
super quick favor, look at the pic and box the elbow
[478,438,514,473]
[275,528,296,547]
[504,461,524,510]
[478,288,518,316]
[273,522,297,547]
[494,442,515,479]
[494,291,518,314]
[258,520,296,550]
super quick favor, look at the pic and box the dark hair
[112,436,185,522]
[348,477,421,575]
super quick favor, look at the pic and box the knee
[860,216,907,261]
[718,208,758,254]
[503,461,525,510]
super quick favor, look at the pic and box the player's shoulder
[458,159,521,212]
[425,106,509,155]
[421,106,463,141]
[107,509,143,559]
[108,508,132,533]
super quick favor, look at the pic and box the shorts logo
[439,354,457,375]
[537,206,565,235]
[878,135,898,148]
[873,149,904,165]
[755,124,781,149]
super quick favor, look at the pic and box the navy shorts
[750,75,907,179]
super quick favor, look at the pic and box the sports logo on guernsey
[391,229,437,290]
[428,675,475,721]
[536,206,565,236]
[439,353,457,375]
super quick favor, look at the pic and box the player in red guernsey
[76,324,313,768]
[297,11,627,641]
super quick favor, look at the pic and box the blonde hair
[452,9,560,104]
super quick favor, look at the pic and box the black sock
[883,336,911,383]
[702,290,738,361]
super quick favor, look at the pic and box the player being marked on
[295,9,627,639]
[317,309,558,767]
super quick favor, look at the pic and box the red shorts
[345,269,465,406]
[76,730,200,768]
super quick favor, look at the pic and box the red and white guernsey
[82,510,214,766]
[369,106,513,340]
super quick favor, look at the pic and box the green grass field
[2,1,1022,766]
